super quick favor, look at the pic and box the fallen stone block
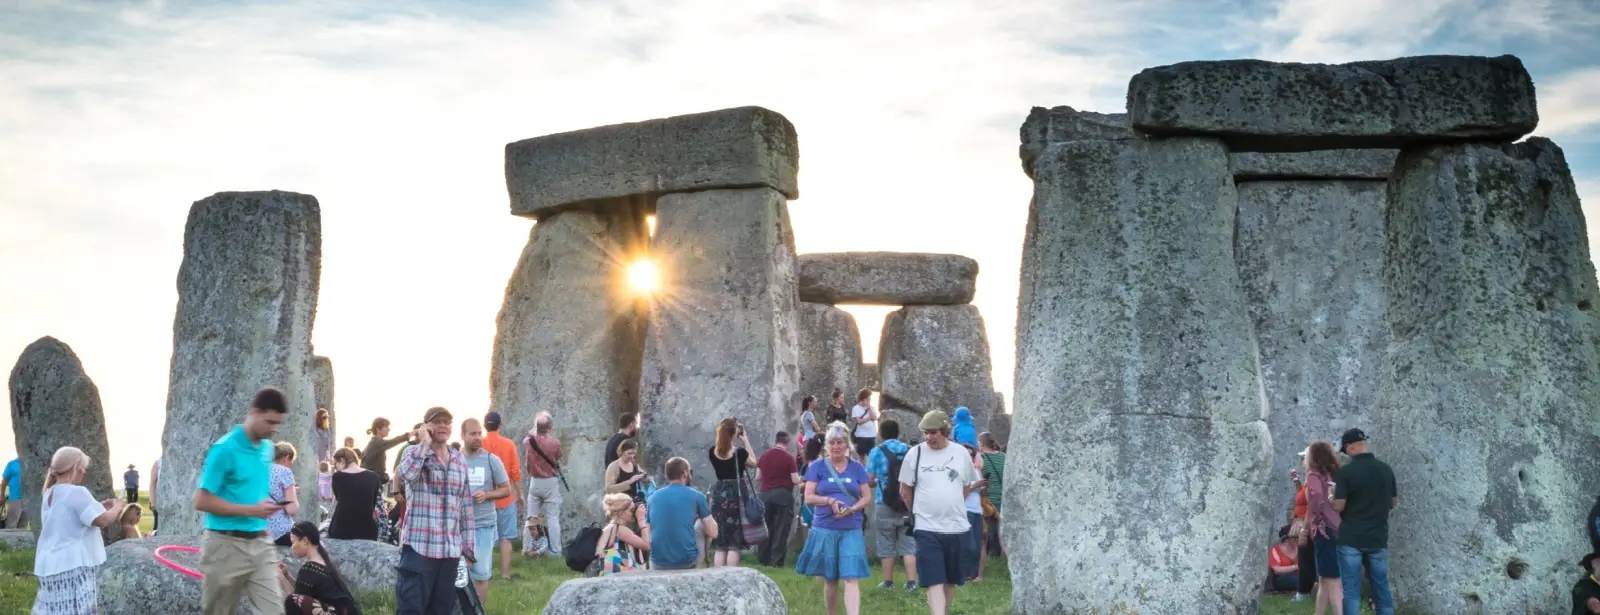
[1127,55,1537,151]
[1374,138,1600,613]
[1019,105,1131,178]
[798,252,978,305]
[1011,137,1270,614]
[8,336,118,544]
[96,534,397,615]
[1231,149,1398,180]
[506,106,799,219]
[543,566,787,615]
[0,529,36,550]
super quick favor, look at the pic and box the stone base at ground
[0,529,36,550]
[97,534,397,615]
[542,567,787,615]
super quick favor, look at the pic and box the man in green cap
[898,410,983,615]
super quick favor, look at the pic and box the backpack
[879,444,910,514]
[564,523,604,573]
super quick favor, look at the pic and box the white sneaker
[1292,593,1305,602]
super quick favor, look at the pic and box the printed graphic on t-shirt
[920,457,963,483]
[469,467,487,489]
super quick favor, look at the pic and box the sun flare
[626,259,660,294]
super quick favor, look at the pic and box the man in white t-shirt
[898,410,983,615]
[849,388,880,461]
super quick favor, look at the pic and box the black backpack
[880,444,910,513]
[564,523,604,572]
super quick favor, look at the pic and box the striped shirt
[396,443,475,559]
[980,451,1006,507]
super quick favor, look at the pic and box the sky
[2,0,1598,487]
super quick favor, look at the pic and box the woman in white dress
[32,446,123,615]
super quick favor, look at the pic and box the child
[119,503,144,539]
[318,461,334,504]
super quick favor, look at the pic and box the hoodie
[952,407,978,447]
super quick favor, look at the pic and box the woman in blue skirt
[795,422,872,615]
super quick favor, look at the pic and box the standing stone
[1236,180,1387,517]
[1230,150,1398,180]
[985,412,1011,449]
[878,305,996,424]
[1373,138,1600,613]
[797,302,864,413]
[639,188,800,491]
[312,355,335,447]
[861,363,879,389]
[159,191,320,537]
[1018,105,1131,178]
[1126,54,1538,151]
[1009,138,1270,614]
[8,337,118,543]
[490,206,649,536]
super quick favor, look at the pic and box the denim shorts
[495,503,519,541]
[1313,535,1340,579]
[470,525,496,581]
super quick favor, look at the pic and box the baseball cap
[1339,428,1368,453]
[919,410,950,431]
[1582,553,1600,570]
[484,411,502,429]
[424,407,453,423]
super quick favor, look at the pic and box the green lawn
[0,540,1417,615]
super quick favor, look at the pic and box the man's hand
[413,425,430,444]
[246,500,282,519]
[277,561,290,576]
[1587,596,1599,614]
[473,491,490,504]
[462,547,477,564]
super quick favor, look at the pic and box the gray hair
[824,421,852,443]
[535,412,553,434]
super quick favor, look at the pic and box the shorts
[470,525,496,581]
[874,503,915,557]
[853,437,876,457]
[1313,534,1340,579]
[495,503,519,541]
[914,530,967,589]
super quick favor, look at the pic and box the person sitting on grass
[1269,525,1300,591]
[278,520,361,615]
[119,503,145,540]
[594,493,651,576]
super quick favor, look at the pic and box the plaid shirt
[396,443,474,559]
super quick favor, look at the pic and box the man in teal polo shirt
[193,387,291,615]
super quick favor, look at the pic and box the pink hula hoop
[153,545,205,580]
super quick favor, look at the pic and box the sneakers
[905,581,917,591]
[878,581,894,590]
[1292,593,1306,602]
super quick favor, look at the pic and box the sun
[626,259,660,295]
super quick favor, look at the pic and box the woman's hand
[635,505,648,525]
[627,474,645,485]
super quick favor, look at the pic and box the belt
[208,529,267,539]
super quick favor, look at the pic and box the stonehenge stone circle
[97,534,398,615]
[1018,105,1131,178]
[1236,180,1387,514]
[490,207,649,535]
[861,362,879,389]
[505,106,799,219]
[985,412,1010,448]
[877,305,996,424]
[158,191,321,537]
[542,567,788,615]
[1127,55,1537,151]
[639,187,800,490]
[8,336,117,543]
[1009,137,1270,614]
[0,528,34,550]
[797,302,864,413]
[1374,139,1600,613]
[797,252,978,305]
[1230,149,1398,180]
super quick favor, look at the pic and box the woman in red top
[1292,473,1315,599]
[1268,525,1301,591]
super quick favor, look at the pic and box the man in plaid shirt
[395,406,476,615]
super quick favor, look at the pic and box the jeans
[1337,545,1394,615]
[525,477,563,555]
[395,545,460,615]
[757,488,794,566]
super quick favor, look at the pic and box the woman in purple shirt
[794,422,871,615]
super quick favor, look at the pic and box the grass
[0,543,1418,615]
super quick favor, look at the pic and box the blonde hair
[43,447,88,493]
[602,493,633,518]
[274,442,297,462]
[120,503,143,525]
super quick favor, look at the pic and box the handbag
[981,496,999,519]
[736,468,769,544]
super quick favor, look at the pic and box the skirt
[33,565,99,615]
[794,527,871,581]
[710,479,747,550]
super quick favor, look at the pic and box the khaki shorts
[874,503,916,557]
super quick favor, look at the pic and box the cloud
[1539,67,1600,137]
[1249,0,1600,62]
